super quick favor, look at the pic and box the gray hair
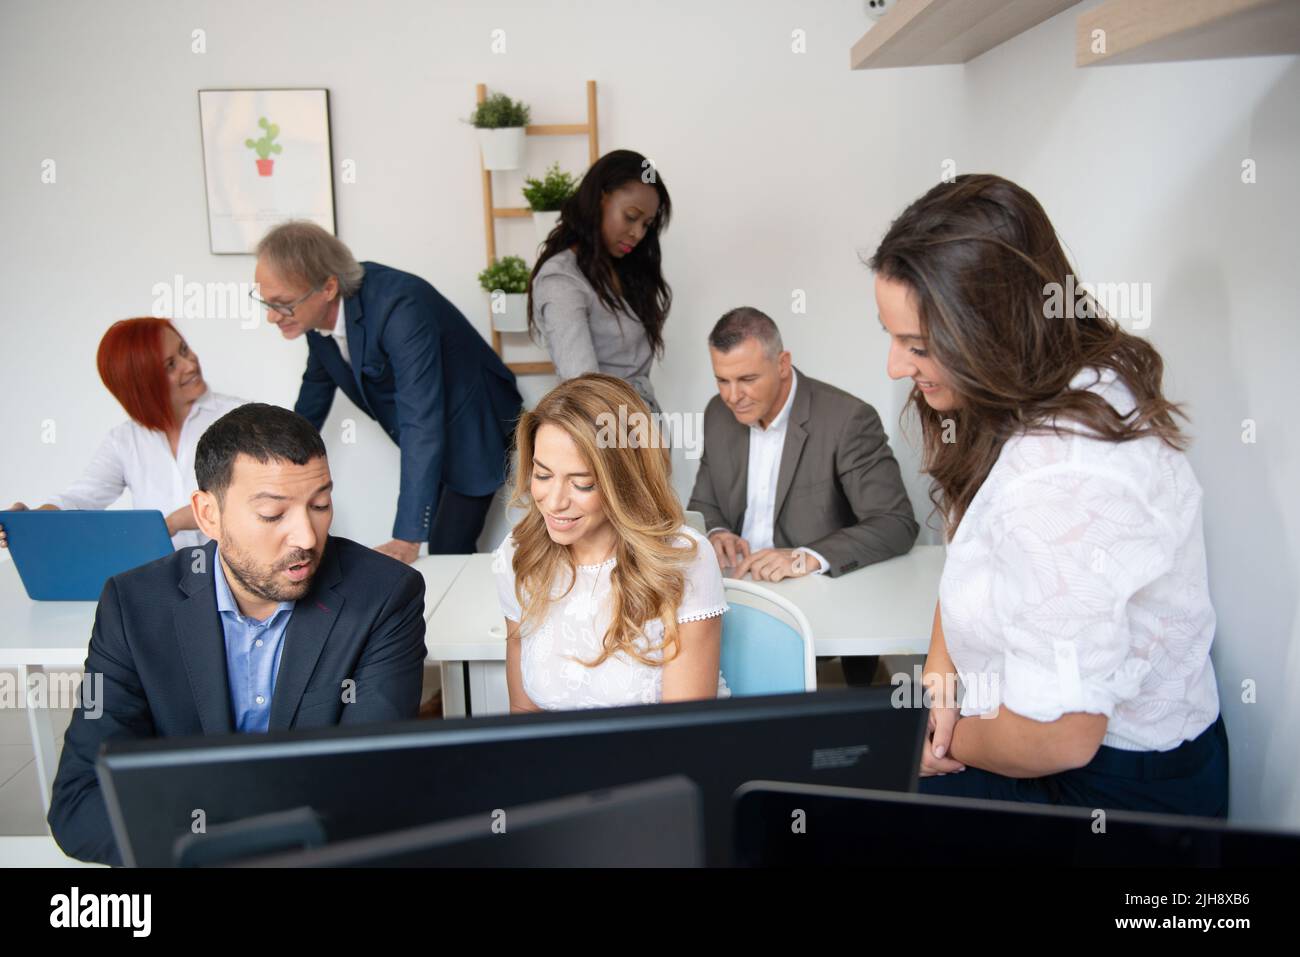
[708,306,783,358]
[256,221,365,297]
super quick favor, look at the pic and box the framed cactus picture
[198,88,336,254]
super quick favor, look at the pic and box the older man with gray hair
[688,306,918,685]
[253,222,522,561]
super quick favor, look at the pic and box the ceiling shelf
[1077,0,1300,66]
[850,0,1081,69]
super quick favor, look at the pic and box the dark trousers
[427,487,497,554]
[839,656,880,687]
[919,714,1230,818]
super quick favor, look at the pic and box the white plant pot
[477,127,527,171]
[490,291,530,333]
[532,209,561,248]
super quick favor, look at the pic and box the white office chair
[720,578,817,694]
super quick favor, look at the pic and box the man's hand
[707,530,751,574]
[375,539,421,564]
[733,547,820,582]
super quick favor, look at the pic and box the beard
[220,531,318,604]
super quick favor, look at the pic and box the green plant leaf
[476,255,531,294]
[522,161,578,212]
[470,91,532,129]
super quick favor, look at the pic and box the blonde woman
[493,374,729,711]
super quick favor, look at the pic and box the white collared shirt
[327,299,350,365]
[714,370,827,574]
[46,390,247,550]
[939,367,1219,751]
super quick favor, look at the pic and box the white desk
[426,554,513,717]
[0,553,471,817]
[426,546,947,718]
[0,561,97,820]
[412,554,471,646]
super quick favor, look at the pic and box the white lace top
[939,367,1219,752]
[493,525,731,710]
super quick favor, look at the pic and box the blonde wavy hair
[509,373,695,667]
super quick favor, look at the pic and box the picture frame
[197,88,336,255]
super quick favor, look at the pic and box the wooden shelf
[505,361,557,376]
[1077,0,1300,66]
[477,81,598,378]
[850,0,1080,69]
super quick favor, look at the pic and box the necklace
[575,541,616,615]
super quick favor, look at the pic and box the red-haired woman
[2,318,245,550]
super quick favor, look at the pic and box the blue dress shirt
[213,549,296,732]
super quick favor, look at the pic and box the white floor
[0,691,72,836]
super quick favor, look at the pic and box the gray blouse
[532,249,659,412]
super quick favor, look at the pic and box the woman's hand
[918,601,966,776]
[164,504,197,537]
[1,502,58,548]
[920,700,966,777]
[0,502,27,548]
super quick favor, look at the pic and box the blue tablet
[0,509,176,601]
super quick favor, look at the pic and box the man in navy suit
[253,221,523,563]
[47,404,428,865]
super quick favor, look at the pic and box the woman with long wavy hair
[870,174,1228,816]
[492,374,728,711]
[528,149,672,413]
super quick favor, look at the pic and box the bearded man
[47,403,427,865]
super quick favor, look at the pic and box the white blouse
[493,525,731,710]
[939,367,1219,753]
[46,390,247,550]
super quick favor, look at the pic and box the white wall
[1,0,1296,827]
[0,0,960,549]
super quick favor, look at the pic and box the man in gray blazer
[688,307,918,684]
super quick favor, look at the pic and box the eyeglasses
[249,285,322,318]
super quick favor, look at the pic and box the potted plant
[245,117,282,176]
[523,162,578,247]
[469,92,531,171]
[477,255,531,332]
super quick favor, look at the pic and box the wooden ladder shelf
[477,80,599,376]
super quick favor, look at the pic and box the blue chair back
[719,601,808,695]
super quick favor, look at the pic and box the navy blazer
[47,536,428,866]
[294,262,523,542]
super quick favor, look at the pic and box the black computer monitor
[733,781,1300,866]
[99,688,925,867]
[233,776,705,867]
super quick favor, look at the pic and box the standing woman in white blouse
[528,150,672,414]
[1,317,245,551]
[869,174,1228,817]
[493,373,729,711]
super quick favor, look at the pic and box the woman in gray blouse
[528,150,673,413]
